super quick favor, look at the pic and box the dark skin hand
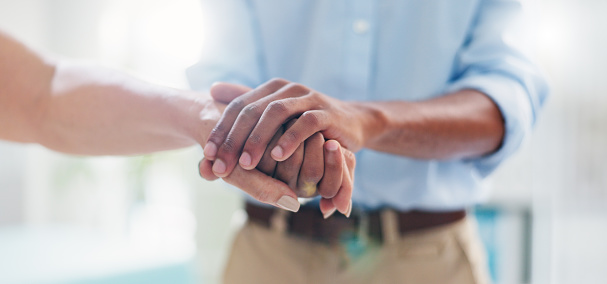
[200,83,356,217]
[204,78,504,172]
[202,78,503,216]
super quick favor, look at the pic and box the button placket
[342,0,375,101]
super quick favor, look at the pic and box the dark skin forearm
[358,89,505,160]
[204,80,505,175]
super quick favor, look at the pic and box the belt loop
[380,209,399,245]
[270,208,289,235]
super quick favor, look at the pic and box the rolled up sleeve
[446,0,549,177]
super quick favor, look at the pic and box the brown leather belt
[245,202,466,244]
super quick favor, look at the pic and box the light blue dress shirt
[187,0,548,211]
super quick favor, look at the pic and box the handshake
[197,79,362,219]
[0,30,363,219]
[0,30,364,219]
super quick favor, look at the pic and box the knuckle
[209,125,228,142]
[344,150,356,168]
[285,82,307,93]
[221,137,239,154]
[309,91,324,101]
[268,77,289,87]
[301,112,322,128]
[267,100,290,116]
[209,125,224,137]
[247,133,263,146]
[226,98,246,112]
[242,103,262,118]
[284,130,301,144]
[248,133,261,146]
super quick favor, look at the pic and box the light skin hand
[319,139,356,218]
[199,125,355,216]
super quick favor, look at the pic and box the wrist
[347,101,389,150]
[183,92,226,145]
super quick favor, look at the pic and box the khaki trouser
[223,212,491,284]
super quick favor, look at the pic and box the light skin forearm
[39,63,219,155]
[356,89,505,160]
[0,31,217,155]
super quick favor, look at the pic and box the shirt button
[352,19,370,35]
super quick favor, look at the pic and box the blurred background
[0,0,605,283]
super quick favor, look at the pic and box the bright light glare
[98,0,204,87]
[135,0,204,67]
[536,6,574,63]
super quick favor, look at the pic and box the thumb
[210,82,252,103]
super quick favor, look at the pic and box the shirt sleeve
[445,0,549,177]
[186,0,264,91]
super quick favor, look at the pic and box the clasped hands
[199,78,369,218]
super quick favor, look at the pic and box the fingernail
[271,146,284,160]
[276,196,300,212]
[212,159,226,175]
[345,199,352,218]
[326,140,339,151]
[198,160,203,177]
[239,152,252,168]
[323,208,337,219]
[204,142,217,158]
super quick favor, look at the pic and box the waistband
[245,202,466,244]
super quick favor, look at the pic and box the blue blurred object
[0,226,197,284]
[474,207,501,283]
[474,205,532,284]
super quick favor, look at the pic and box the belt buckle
[338,208,370,266]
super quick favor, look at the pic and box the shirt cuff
[445,74,534,177]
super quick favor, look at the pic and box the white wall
[489,0,607,283]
